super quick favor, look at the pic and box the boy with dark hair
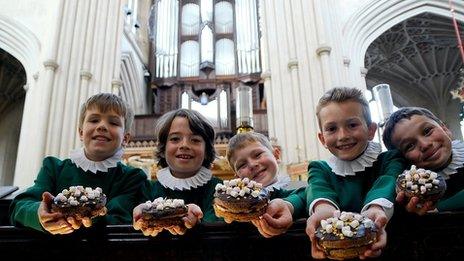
[383,106,464,214]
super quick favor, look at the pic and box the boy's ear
[317,132,328,148]
[272,147,281,162]
[367,122,378,140]
[78,128,84,141]
[122,132,131,146]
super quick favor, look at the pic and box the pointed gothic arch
[0,14,40,84]
[344,0,464,69]
[0,14,41,185]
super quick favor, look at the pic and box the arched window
[201,26,214,64]
[181,91,190,109]
[219,89,229,128]
[154,0,179,78]
[180,41,199,77]
[215,39,235,75]
[150,0,263,133]
[200,0,213,23]
[215,2,233,34]
[191,98,218,127]
[181,4,199,36]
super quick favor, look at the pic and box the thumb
[261,213,281,229]
[262,212,290,229]
[41,192,55,210]
[42,191,54,203]
[266,203,280,216]
[194,208,203,219]
[189,204,203,219]
[374,215,387,229]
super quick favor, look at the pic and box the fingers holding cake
[314,211,378,260]
[39,186,106,234]
[51,186,107,223]
[306,203,338,259]
[183,203,203,229]
[167,203,203,235]
[38,193,74,235]
[252,198,293,238]
[134,197,200,237]
[359,206,387,259]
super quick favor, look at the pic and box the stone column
[45,0,127,158]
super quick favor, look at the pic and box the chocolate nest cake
[213,178,269,222]
[140,197,188,229]
[396,165,446,202]
[52,186,107,219]
[315,211,378,260]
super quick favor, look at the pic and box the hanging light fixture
[372,84,395,123]
[200,92,208,105]
[236,85,253,133]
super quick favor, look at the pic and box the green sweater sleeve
[9,157,61,232]
[306,161,339,211]
[105,167,147,224]
[284,187,307,219]
[437,189,464,211]
[201,177,223,223]
[364,150,406,205]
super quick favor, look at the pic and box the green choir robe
[433,166,464,211]
[269,188,293,200]
[10,156,147,232]
[284,187,307,219]
[306,150,405,213]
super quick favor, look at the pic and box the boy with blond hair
[10,93,147,234]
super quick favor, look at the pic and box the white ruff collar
[327,142,382,177]
[157,166,212,190]
[265,174,291,192]
[438,140,464,179]
[70,147,123,174]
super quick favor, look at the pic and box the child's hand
[396,192,435,215]
[66,216,93,230]
[38,192,74,235]
[251,198,293,238]
[133,203,163,237]
[166,203,203,236]
[360,205,388,259]
[305,202,337,259]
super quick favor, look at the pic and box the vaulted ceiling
[0,49,26,115]
[365,12,463,108]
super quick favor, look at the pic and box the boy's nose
[337,128,350,140]
[247,160,258,170]
[179,138,190,149]
[96,122,108,131]
[418,138,432,151]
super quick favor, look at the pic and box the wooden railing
[1,195,463,261]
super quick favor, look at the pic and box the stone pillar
[316,45,332,90]
[45,0,127,158]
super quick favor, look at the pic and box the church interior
[0,0,464,259]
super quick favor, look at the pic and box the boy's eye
[404,143,415,152]
[191,136,203,143]
[253,151,263,158]
[423,127,433,136]
[324,126,336,133]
